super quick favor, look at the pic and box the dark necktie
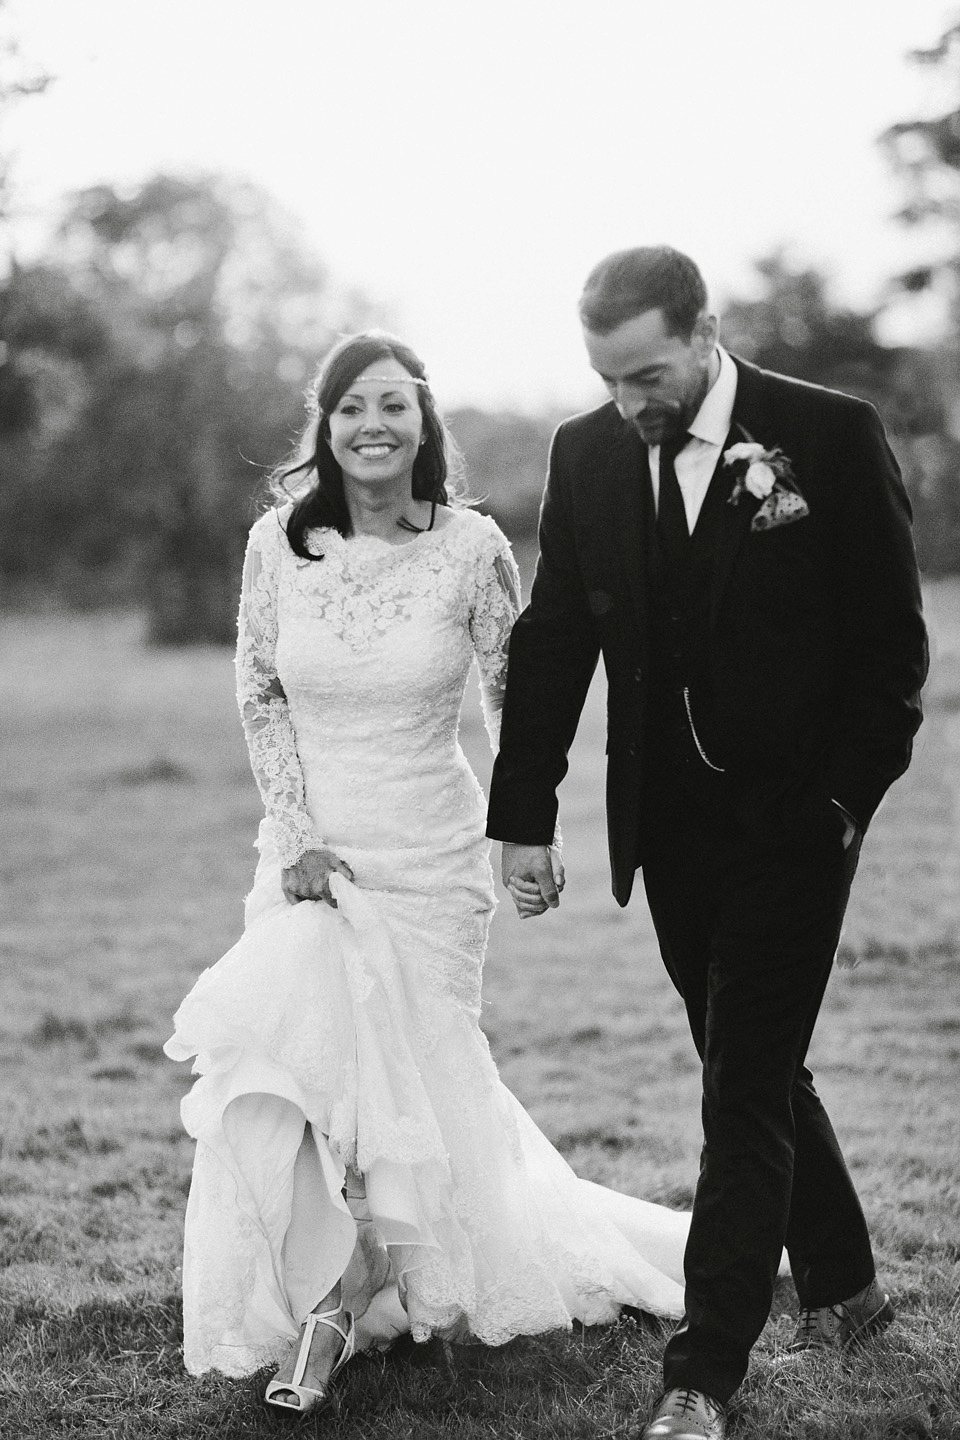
[656,432,691,567]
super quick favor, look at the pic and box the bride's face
[327,359,425,490]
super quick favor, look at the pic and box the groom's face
[583,306,718,447]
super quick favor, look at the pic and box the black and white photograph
[1,2,958,1436]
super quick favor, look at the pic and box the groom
[486,247,928,1440]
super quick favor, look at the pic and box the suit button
[628,741,640,757]
[634,668,642,683]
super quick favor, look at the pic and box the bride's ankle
[311,1282,342,1315]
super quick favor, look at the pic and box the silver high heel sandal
[264,1302,356,1415]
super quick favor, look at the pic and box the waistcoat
[643,462,730,778]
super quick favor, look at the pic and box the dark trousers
[640,771,876,1404]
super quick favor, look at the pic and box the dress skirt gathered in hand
[165,507,690,1377]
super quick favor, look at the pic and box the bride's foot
[265,1303,355,1414]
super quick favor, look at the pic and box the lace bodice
[236,506,521,868]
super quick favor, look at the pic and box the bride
[164,331,691,1416]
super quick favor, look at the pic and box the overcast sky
[4,0,956,409]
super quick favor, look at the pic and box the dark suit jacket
[486,356,929,906]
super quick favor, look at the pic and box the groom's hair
[579,246,708,339]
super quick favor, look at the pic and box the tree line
[2,21,960,643]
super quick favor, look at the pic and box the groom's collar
[687,345,738,447]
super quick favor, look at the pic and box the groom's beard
[631,408,683,446]
[631,368,711,446]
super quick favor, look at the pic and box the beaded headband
[308,372,431,420]
[348,375,429,386]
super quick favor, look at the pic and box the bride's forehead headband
[308,372,430,417]
[349,375,429,386]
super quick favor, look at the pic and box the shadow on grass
[0,1294,678,1440]
[1,1281,957,1438]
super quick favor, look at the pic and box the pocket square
[751,485,810,532]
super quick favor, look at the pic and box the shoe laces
[794,1304,841,1345]
[672,1388,713,1418]
[676,1389,699,1416]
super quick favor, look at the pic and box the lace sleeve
[235,515,325,868]
[468,522,522,754]
[470,520,563,851]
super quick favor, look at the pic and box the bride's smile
[327,359,424,490]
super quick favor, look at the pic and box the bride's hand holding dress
[281,847,354,907]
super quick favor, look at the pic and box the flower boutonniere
[722,434,810,532]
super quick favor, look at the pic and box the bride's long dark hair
[268,331,464,560]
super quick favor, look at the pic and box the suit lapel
[707,358,773,631]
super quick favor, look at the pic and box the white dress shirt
[649,346,738,532]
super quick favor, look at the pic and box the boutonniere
[722,434,810,532]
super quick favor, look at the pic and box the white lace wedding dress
[165,505,690,1378]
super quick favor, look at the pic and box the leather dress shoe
[787,1276,895,1354]
[636,1387,726,1440]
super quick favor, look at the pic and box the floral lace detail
[405,1247,619,1347]
[236,507,519,870]
[469,543,521,750]
[236,513,325,868]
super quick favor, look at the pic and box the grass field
[1,574,959,1439]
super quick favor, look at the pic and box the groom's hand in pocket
[501,843,564,919]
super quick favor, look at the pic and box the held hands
[501,843,565,919]
[281,847,354,907]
